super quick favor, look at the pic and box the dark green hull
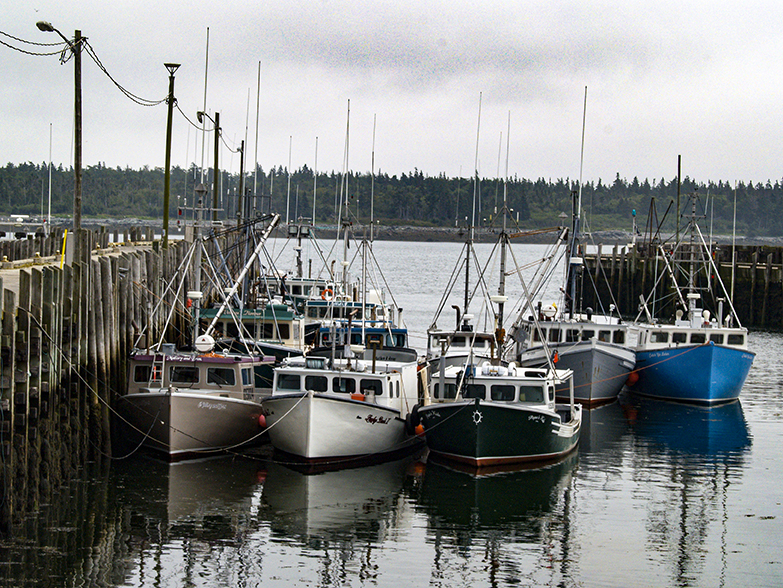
[418,398,580,467]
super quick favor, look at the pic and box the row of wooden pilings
[0,228,236,533]
[580,242,783,330]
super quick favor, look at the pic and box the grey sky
[3,0,782,185]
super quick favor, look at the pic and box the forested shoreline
[3,161,782,237]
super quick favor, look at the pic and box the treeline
[2,161,782,236]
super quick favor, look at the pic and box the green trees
[0,161,780,236]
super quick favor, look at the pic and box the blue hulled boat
[627,192,755,404]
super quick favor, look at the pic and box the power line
[82,39,166,107]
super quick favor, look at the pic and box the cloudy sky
[3,0,782,186]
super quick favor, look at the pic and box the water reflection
[260,456,417,545]
[414,453,578,585]
[616,392,752,587]
[621,392,752,459]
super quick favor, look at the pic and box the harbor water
[1,240,782,587]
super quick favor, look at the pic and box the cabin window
[360,379,383,397]
[548,329,561,343]
[392,333,407,347]
[613,330,625,344]
[582,329,595,341]
[277,374,301,391]
[672,332,687,344]
[532,328,542,342]
[170,366,199,384]
[396,382,400,398]
[134,365,151,383]
[727,333,745,346]
[548,385,555,402]
[292,285,302,295]
[709,333,724,344]
[434,383,458,399]
[333,377,356,394]
[598,330,611,342]
[278,324,290,339]
[241,368,253,386]
[463,384,486,399]
[566,329,580,343]
[350,333,363,345]
[651,331,669,343]
[305,375,328,392]
[690,333,706,344]
[491,384,515,401]
[307,308,319,319]
[518,385,544,403]
[207,367,236,386]
[452,336,466,348]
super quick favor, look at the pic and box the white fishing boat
[507,88,635,406]
[261,354,423,465]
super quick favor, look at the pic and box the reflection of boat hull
[519,340,635,406]
[622,392,751,456]
[418,398,580,467]
[117,392,265,460]
[261,456,413,539]
[419,451,577,530]
[631,343,755,404]
[262,393,422,463]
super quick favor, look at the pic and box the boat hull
[262,393,422,463]
[630,342,755,404]
[417,398,580,467]
[518,340,635,406]
[116,391,265,460]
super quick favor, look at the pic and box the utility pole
[162,63,180,249]
[73,29,82,233]
[213,112,220,222]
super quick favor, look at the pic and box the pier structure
[578,242,783,329]
[0,226,242,532]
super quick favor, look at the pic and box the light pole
[162,63,180,249]
[196,111,220,222]
[37,21,82,233]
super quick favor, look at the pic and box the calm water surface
[1,240,782,587]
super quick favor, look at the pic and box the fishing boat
[507,88,635,406]
[119,340,273,460]
[261,354,423,465]
[626,194,754,404]
[116,211,282,459]
[417,360,581,467]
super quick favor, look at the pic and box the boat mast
[466,92,482,316]
[567,86,587,320]
[497,111,511,331]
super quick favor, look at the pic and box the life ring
[321,288,334,300]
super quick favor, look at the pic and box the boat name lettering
[528,414,546,424]
[198,401,227,411]
[365,414,391,425]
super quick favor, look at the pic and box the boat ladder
[149,355,166,386]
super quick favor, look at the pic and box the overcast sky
[3,0,782,186]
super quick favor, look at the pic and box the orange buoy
[258,414,267,428]
[415,424,425,436]
[626,371,639,387]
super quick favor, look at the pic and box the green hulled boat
[417,362,581,468]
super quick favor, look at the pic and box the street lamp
[162,63,180,249]
[196,110,220,222]
[37,20,83,233]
